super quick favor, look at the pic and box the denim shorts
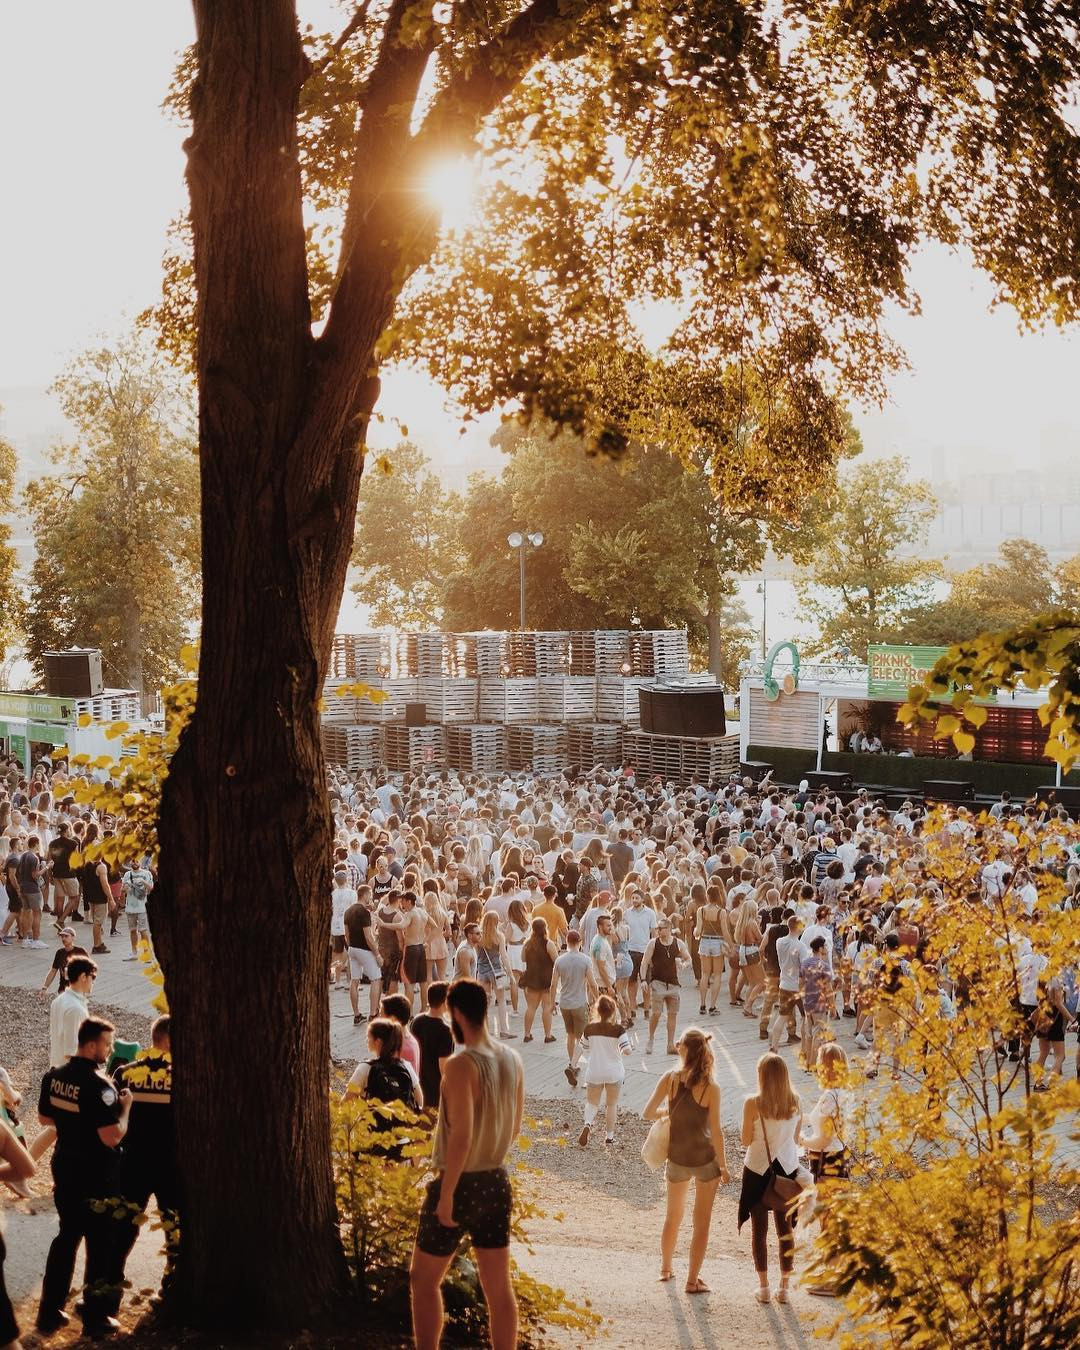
[698,937,724,958]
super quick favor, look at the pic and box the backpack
[364,1057,418,1157]
[365,1058,417,1113]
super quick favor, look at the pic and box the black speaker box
[637,685,726,738]
[43,649,103,699]
[405,702,428,727]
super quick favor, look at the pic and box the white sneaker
[29,939,47,949]
[854,1033,870,1050]
[123,954,139,961]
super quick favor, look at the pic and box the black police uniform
[113,1052,178,1269]
[36,1056,125,1333]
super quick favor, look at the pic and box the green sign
[0,691,75,722]
[28,721,69,746]
[867,645,948,701]
[8,733,26,766]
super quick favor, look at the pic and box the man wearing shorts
[400,891,430,1011]
[120,861,154,961]
[640,919,690,1056]
[47,823,80,922]
[769,914,805,1052]
[344,884,380,1024]
[623,890,657,1024]
[16,838,46,947]
[550,932,597,1087]
[411,979,524,1350]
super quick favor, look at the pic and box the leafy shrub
[330,1094,601,1345]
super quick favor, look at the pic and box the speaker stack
[43,649,103,700]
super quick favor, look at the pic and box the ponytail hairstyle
[677,1027,715,1092]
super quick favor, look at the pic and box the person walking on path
[578,994,631,1147]
[550,932,598,1086]
[738,1053,804,1305]
[640,918,691,1056]
[410,979,524,1350]
[519,918,558,1044]
[642,1027,730,1293]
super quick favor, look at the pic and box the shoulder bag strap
[756,1104,775,1169]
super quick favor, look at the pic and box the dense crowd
[3,753,1080,1345]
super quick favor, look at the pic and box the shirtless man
[454,923,481,980]
[400,890,433,1012]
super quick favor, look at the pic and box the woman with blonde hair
[502,898,530,1015]
[520,917,559,1043]
[800,1042,854,1296]
[643,1026,730,1292]
[739,1053,803,1304]
[421,880,451,980]
[734,898,765,1019]
[694,883,727,1016]
[462,833,487,893]
[476,910,514,1038]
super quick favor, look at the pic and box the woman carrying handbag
[642,1028,730,1293]
[738,1053,805,1304]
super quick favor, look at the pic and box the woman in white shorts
[578,994,631,1147]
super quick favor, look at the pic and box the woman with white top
[577,995,631,1147]
[502,899,530,1016]
[738,1053,803,1304]
[799,1042,853,1295]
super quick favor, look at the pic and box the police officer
[36,1017,131,1339]
[113,1015,177,1277]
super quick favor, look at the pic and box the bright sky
[2,2,1079,486]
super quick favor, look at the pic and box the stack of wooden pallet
[444,724,506,773]
[322,724,383,772]
[477,676,540,723]
[383,722,445,771]
[506,724,568,774]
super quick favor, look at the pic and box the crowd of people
[3,752,1080,1345]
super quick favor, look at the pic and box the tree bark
[150,0,358,1327]
[147,0,584,1329]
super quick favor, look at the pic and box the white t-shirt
[581,1021,631,1084]
[776,935,806,992]
[624,905,657,952]
[1018,950,1048,1005]
[331,885,356,938]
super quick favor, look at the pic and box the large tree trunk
[150,0,366,1327]
[147,0,536,1327]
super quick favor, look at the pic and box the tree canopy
[795,455,938,659]
[0,420,19,664]
[23,338,200,697]
[350,440,463,627]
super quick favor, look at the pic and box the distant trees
[350,442,463,628]
[902,539,1080,645]
[23,338,200,698]
[0,419,19,663]
[795,457,939,659]
[352,422,836,685]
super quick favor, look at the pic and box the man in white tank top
[411,978,524,1350]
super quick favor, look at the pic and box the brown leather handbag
[757,1106,804,1212]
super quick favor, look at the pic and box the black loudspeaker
[922,779,975,802]
[638,686,726,738]
[43,649,103,699]
[405,702,427,727]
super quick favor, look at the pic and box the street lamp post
[507,531,544,629]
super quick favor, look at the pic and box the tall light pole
[507,530,544,630]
